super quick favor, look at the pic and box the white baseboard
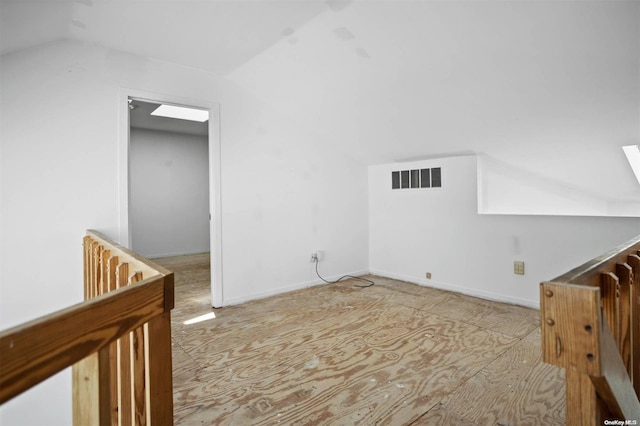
[220,268,540,310]
[221,269,370,307]
[369,269,540,310]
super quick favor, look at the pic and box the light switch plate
[514,261,525,275]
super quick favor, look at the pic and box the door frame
[118,88,224,307]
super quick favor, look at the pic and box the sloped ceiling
[0,0,329,75]
[228,0,640,206]
[0,0,75,55]
[1,0,639,207]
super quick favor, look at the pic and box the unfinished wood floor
[154,254,565,425]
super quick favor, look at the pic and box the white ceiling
[1,0,639,207]
[0,0,331,75]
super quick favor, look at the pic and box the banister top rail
[552,234,640,286]
[86,229,172,283]
[85,229,174,311]
[0,230,174,405]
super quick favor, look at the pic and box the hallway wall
[130,128,210,258]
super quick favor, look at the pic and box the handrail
[0,276,168,403]
[0,230,175,425]
[541,234,640,425]
[553,234,640,286]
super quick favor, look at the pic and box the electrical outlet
[514,261,525,275]
[310,253,318,262]
[426,272,432,279]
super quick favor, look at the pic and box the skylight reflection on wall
[623,145,640,185]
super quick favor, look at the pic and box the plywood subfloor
[153,254,565,425]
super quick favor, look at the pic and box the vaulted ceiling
[0,0,329,75]
[1,0,639,208]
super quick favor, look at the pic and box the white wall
[230,1,640,215]
[369,156,640,308]
[478,155,640,217]
[130,128,210,258]
[0,40,369,425]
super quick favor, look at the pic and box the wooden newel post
[540,282,603,426]
[541,281,640,423]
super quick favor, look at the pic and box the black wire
[314,258,374,288]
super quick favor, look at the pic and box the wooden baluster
[98,352,111,425]
[83,236,92,301]
[107,255,119,426]
[90,242,96,298]
[92,243,103,298]
[87,239,94,300]
[97,251,115,426]
[130,272,147,425]
[628,254,640,398]
[116,262,133,426]
[73,354,100,426]
[107,256,118,292]
[147,274,174,425]
[100,250,111,296]
[566,369,600,426]
[132,321,147,423]
[74,238,101,425]
[601,272,621,349]
[616,263,633,379]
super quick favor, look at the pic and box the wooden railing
[0,230,174,425]
[541,234,640,425]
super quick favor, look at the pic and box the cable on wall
[313,257,374,288]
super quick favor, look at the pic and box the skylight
[151,104,209,122]
[622,145,640,185]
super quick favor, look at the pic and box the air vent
[401,170,410,188]
[391,171,400,189]
[420,168,430,188]
[431,168,442,187]
[391,167,442,190]
[410,170,420,188]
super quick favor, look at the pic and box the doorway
[119,89,223,307]
[129,99,209,258]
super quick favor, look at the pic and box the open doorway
[119,90,223,307]
[129,99,210,258]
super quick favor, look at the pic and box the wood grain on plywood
[156,254,564,425]
[442,329,565,425]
